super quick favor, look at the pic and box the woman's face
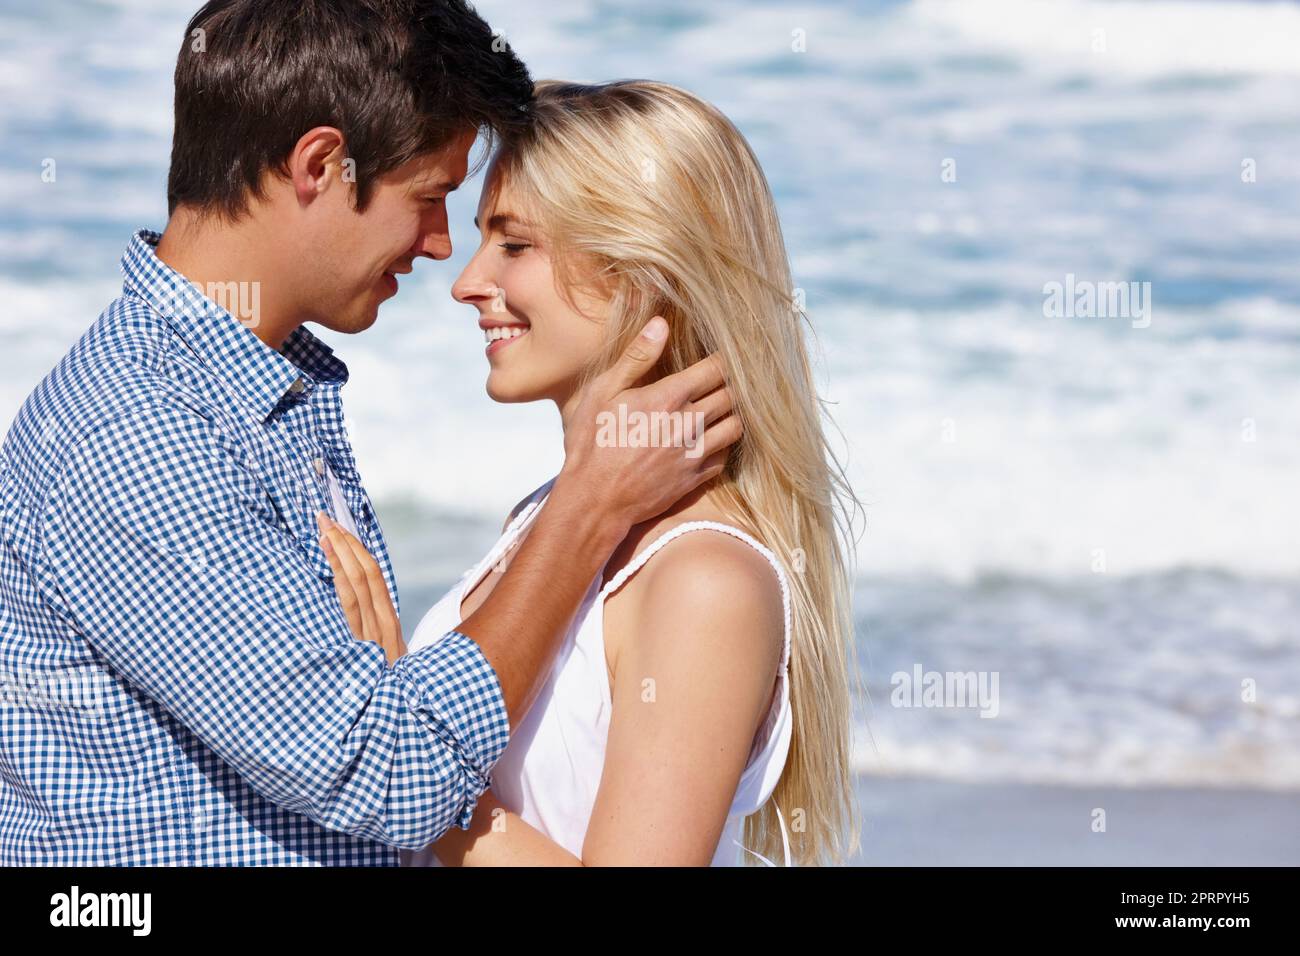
[451,164,609,406]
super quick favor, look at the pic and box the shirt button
[193,810,206,832]
[312,458,326,477]
[289,379,306,394]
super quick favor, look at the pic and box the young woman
[322,80,859,865]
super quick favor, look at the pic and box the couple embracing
[0,0,856,867]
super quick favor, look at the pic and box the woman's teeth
[484,326,528,343]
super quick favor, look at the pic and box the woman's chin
[485,374,547,404]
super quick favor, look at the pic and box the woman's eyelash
[499,242,531,255]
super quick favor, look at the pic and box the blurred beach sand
[850,776,1300,866]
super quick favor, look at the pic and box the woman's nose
[451,266,497,305]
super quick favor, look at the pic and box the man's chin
[353,309,381,333]
[317,308,381,336]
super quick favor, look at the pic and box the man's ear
[286,126,349,208]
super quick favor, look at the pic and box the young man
[0,0,738,865]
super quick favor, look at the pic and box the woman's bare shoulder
[606,525,786,678]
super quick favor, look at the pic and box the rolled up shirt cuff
[394,629,510,825]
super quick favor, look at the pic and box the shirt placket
[299,382,399,613]
[259,378,334,558]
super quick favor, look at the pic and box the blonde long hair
[490,80,861,865]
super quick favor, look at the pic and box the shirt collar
[120,228,349,421]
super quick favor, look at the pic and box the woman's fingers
[336,524,405,662]
[320,530,364,638]
[320,520,379,644]
[317,513,405,663]
[339,530,395,621]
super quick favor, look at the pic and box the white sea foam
[847,569,1300,791]
[912,0,1300,77]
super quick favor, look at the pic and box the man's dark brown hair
[167,0,533,218]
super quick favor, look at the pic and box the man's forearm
[454,470,630,726]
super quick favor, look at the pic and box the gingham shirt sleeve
[38,402,510,849]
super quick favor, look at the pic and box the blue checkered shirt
[0,229,510,865]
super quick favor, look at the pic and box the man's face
[306,130,475,335]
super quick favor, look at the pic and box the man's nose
[414,203,453,261]
[415,229,453,261]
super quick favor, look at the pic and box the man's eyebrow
[417,180,461,195]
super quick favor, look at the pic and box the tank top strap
[599,520,792,671]
[459,479,557,599]
[508,478,556,532]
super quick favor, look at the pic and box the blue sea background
[1,0,1297,861]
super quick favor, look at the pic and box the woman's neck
[553,383,730,542]
[557,389,581,434]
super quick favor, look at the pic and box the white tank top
[401,480,795,867]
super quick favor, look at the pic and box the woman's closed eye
[499,241,531,256]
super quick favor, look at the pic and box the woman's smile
[480,319,530,356]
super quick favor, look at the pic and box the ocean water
[0,0,1296,793]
